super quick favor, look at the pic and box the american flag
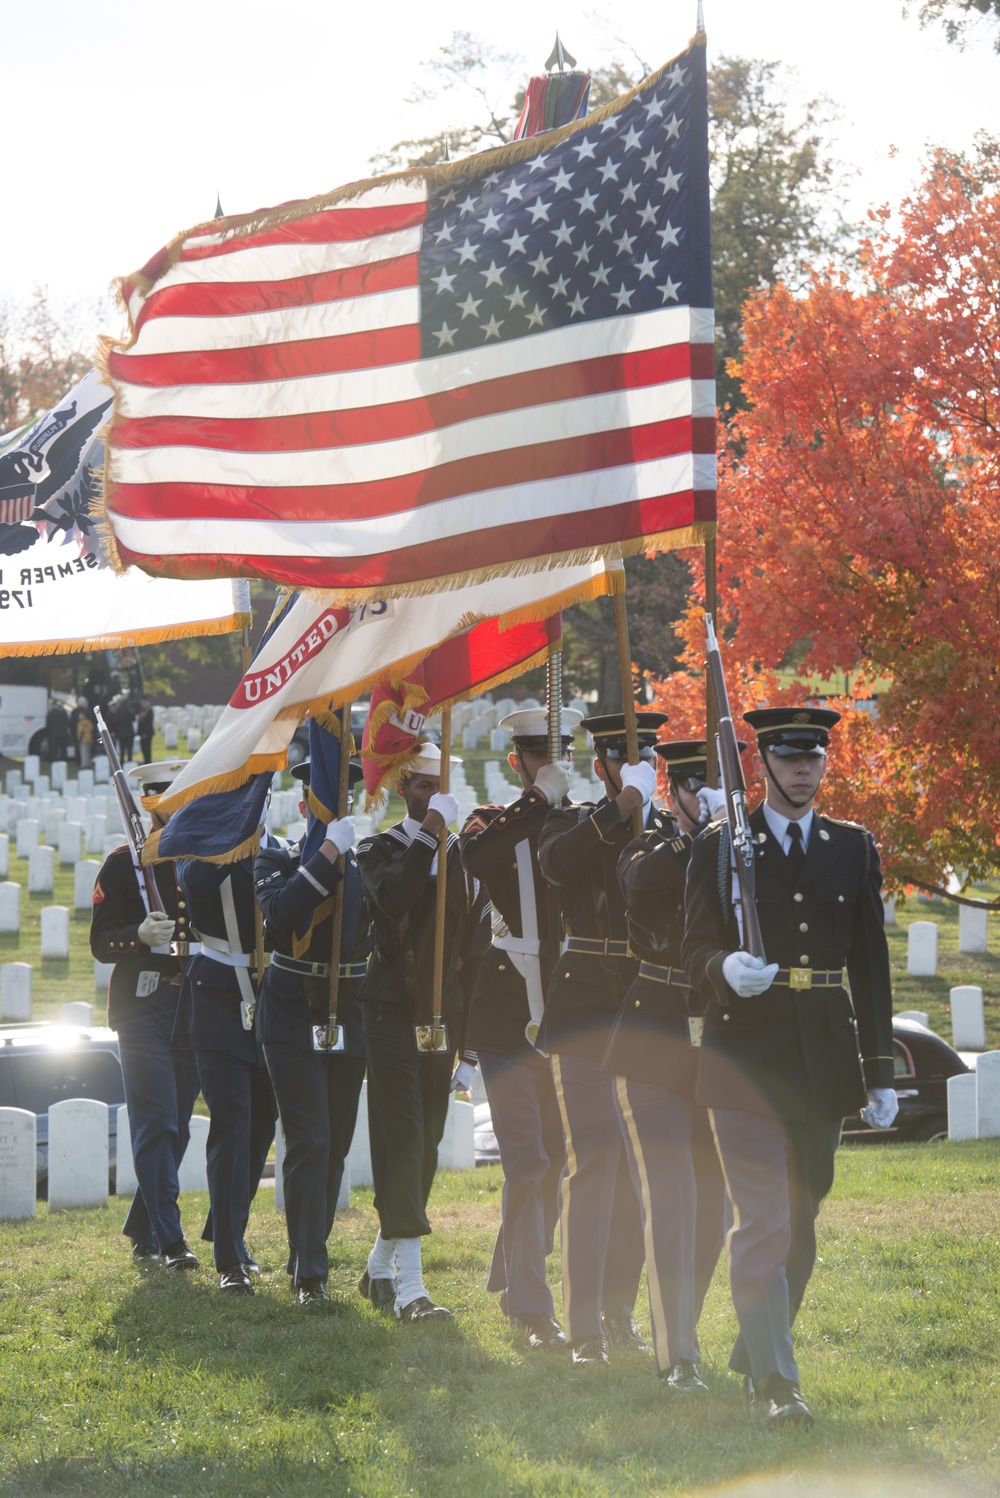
[105,38,714,600]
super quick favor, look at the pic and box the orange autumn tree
[650,139,1000,888]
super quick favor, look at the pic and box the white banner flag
[0,370,248,654]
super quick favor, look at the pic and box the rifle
[704,614,766,961]
[94,707,162,918]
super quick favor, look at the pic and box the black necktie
[786,820,805,880]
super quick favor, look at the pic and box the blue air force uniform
[462,786,566,1324]
[90,846,200,1256]
[356,821,479,1241]
[177,856,277,1274]
[606,818,725,1375]
[253,837,368,1287]
[537,772,674,1350]
[683,797,894,1389]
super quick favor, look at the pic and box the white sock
[367,1232,395,1279]
[393,1237,427,1310]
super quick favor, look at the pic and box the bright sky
[3,0,996,329]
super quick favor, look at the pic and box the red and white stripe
[107,180,715,593]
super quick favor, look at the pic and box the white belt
[491,932,543,957]
[199,946,254,970]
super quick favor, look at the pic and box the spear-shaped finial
[697,0,705,31]
[214,191,224,219]
[544,33,577,73]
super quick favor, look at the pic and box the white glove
[696,785,726,823]
[619,760,657,805]
[721,950,780,998]
[427,791,459,826]
[450,1059,477,1093]
[863,1088,899,1129]
[532,761,570,807]
[138,912,175,947]
[325,815,356,855]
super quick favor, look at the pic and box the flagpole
[613,585,643,837]
[425,707,452,1052]
[705,534,719,787]
[322,700,353,1050]
[546,639,563,764]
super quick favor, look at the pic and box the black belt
[565,937,631,958]
[772,968,844,990]
[638,961,690,988]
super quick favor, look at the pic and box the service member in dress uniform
[536,711,671,1368]
[177,853,278,1295]
[253,760,366,1307]
[682,707,898,1428]
[606,738,735,1391]
[355,742,481,1323]
[90,760,202,1270]
[460,706,583,1351]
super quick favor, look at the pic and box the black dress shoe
[297,1277,329,1307]
[570,1335,610,1368]
[396,1295,452,1323]
[603,1314,650,1353]
[131,1241,158,1263]
[358,1269,397,1313]
[523,1315,567,1352]
[219,1264,254,1296]
[760,1375,815,1430]
[240,1247,261,1276]
[663,1358,709,1393]
[162,1238,198,1270]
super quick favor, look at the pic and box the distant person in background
[75,699,95,770]
[117,700,136,762]
[46,699,70,762]
[138,698,155,763]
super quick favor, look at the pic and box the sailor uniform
[356,820,479,1242]
[178,855,277,1273]
[682,804,895,1386]
[254,837,367,1286]
[606,821,726,1374]
[462,787,565,1322]
[90,845,200,1255]
[537,795,673,1345]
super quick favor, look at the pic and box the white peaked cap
[127,759,184,789]
[406,741,462,776]
[499,706,584,739]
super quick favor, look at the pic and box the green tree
[905,0,1000,49]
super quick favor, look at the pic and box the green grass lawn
[1,1144,998,1496]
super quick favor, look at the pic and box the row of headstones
[949,1052,1000,1139]
[0,858,101,930]
[0,1089,475,1220]
[6,760,110,797]
[459,696,590,753]
[902,912,989,972]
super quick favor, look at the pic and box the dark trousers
[264,1042,366,1284]
[480,1046,565,1321]
[550,1051,645,1344]
[710,1107,841,1384]
[364,998,452,1240]
[116,1000,201,1253]
[195,1048,276,1271]
[615,1078,725,1372]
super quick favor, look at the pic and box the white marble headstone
[74,859,101,910]
[48,1098,109,1210]
[94,959,116,991]
[16,818,40,858]
[1,962,32,1021]
[58,822,83,866]
[94,759,110,784]
[60,1001,94,1026]
[0,833,7,879]
[28,845,55,895]
[50,761,67,791]
[907,921,938,977]
[0,1108,36,1219]
[115,1105,137,1197]
[77,769,95,795]
[177,1115,209,1193]
[947,1072,977,1141]
[40,906,70,959]
[0,881,21,934]
[346,1081,373,1187]
[23,755,40,782]
[951,986,986,1051]
[959,904,988,955]
[882,896,896,926]
[975,1051,1000,1139]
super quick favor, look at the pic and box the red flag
[102,40,714,600]
[361,613,561,806]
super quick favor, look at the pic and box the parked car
[841,1014,970,1143]
[0,1023,125,1194]
[471,1016,970,1163]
